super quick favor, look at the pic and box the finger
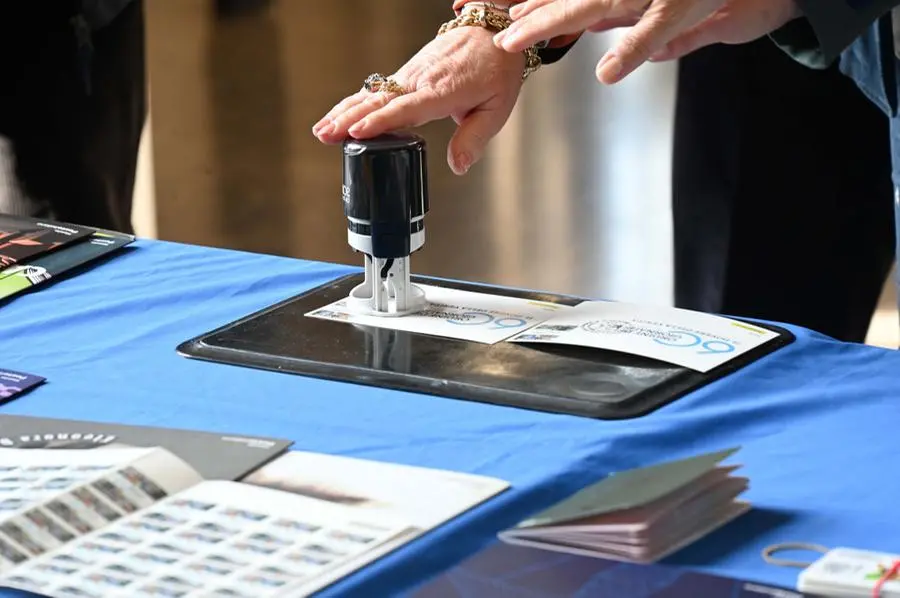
[500,3,604,49]
[499,0,607,52]
[596,6,685,84]
[313,90,370,136]
[318,90,406,143]
[648,13,727,61]
[347,88,455,139]
[648,24,715,60]
[447,106,511,175]
[585,16,640,32]
[508,0,555,20]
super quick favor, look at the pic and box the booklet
[0,228,134,303]
[498,448,749,564]
[0,447,508,598]
[0,414,292,482]
[0,216,94,270]
[410,540,807,597]
[0,370,44,405]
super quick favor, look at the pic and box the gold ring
[364,73,406,95]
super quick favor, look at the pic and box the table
[2,238,900,597]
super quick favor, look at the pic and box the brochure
[0,447,508,598]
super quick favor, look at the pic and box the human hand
[312,26,526,175]
[493,0,801,84]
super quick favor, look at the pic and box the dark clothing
[541,18,899,340]
[672,39,895,343]
[0,0,145,233]
[82,0,135,29]
[772,0,900,68]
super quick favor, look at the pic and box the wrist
[439,2,542,79]
[453,0,516,14]
[451,1,580,49]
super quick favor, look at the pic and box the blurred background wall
[133,0,898,347]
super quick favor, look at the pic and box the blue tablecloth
[2,239,900,597]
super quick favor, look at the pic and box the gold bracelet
[438,2,542,81]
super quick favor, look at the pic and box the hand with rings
[362,74,408,96]
[312,24,527,175]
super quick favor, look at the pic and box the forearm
[450,0,583,64]
[771,0,899,68]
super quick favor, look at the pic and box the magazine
[0,227,134,303]
[0,216,94,270]
[0,447,509,598]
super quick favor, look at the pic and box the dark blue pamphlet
[410,542,807,597]
[0,369,44,405]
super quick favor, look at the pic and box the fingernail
[455,152,471,174]
[598,54,623,82]
[501,31,519,48]
[348,120,367,136]
[493,30,508,45]
[313,120,329,135]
